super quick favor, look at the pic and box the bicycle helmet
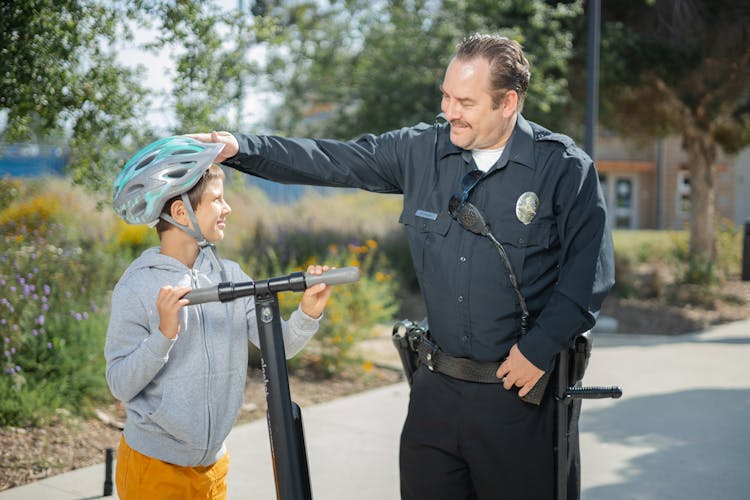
[113,136,225,226]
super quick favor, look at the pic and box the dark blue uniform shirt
[223,114,615,370]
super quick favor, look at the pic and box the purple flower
[14,366,20,372]
[3,351,9,357]
[37,314,45,325]
[42,303,49,312]
[43,284,51,296]
[23,285,31,297]
[75,313,82,321]
[47,342,53,349]
[32,329,38,336]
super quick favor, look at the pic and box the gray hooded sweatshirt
[104,247,319,466]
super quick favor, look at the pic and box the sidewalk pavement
[2,318,749,499]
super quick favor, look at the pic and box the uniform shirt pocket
[493,221,553,285]
[399,208,451,279]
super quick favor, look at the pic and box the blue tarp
[0,144,68,177]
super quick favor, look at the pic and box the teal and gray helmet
[113,136,225,226]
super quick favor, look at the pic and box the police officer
[189,33,614,500]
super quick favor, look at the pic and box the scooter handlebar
[183,286,220,305]
[183,266,360,305]
[304,266,360,287]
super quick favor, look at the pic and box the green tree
[1,1,265,193]
[136,1,269,133]
[0,0,151,193]
[260,0,583,139]
[599,0,750,282]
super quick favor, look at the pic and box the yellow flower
[366,239,378,249]
[362,360,374,373]
[116,222,150,247]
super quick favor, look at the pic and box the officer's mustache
[451,120,470,128]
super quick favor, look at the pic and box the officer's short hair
[454,34,531,111]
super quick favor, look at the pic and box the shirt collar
[435,113,536,170]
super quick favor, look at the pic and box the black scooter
[184,266,361,500]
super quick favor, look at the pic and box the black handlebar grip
[304,267,360,287]
[183,286,220,305]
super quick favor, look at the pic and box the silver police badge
[515,192,539,225]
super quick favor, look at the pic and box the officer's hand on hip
[496,344,545,398]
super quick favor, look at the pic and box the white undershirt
[472,147,505,172]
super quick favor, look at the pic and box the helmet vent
[132,200,147,216]
[172,149,197,156]
[136,152,158,170]
[165,168,189,179]
[125,183,144,194]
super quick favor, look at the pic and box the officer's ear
[500,90,519,118]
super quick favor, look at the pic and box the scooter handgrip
[304,267,360,287]
[183,286,220,305]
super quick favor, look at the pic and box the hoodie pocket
[149,376,208,447]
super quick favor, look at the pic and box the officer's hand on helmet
[184,131,239,162]
[300,265,333,319]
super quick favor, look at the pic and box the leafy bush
[611,221,744,298]
[0,189,124,426]
[239,236,400,375]
[0,178,413,425]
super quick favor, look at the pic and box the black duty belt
[412,334,550,405]
[414,335,503,384]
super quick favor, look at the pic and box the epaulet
[414,122,432,131]
[533,126,575,149]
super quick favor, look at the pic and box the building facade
[595,132,748,230]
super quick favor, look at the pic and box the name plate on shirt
[415,209,438,220]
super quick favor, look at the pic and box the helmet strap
[160,193,228,281]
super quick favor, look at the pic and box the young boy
[105,136,332,499]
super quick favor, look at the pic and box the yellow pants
[115,435,229,500]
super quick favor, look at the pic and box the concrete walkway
[1,319,749,499]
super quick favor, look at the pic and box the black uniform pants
[400,365,567,500]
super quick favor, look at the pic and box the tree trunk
[685,128,717,281]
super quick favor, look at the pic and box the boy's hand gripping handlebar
[183,266,361,304]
